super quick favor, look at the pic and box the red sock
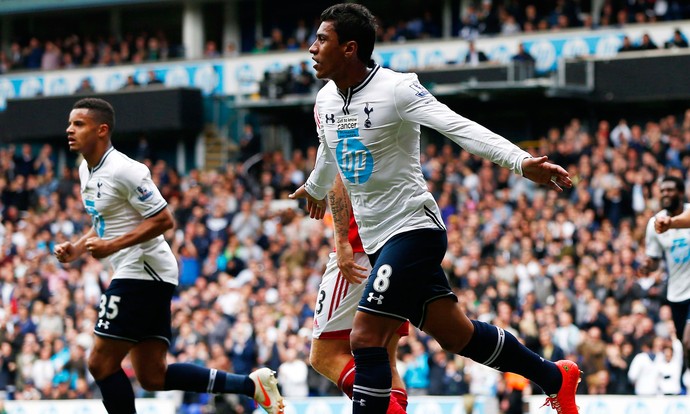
[386,394,407,414]
[337,357,355,399]
[391,388,408,410]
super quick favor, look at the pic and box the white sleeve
[304,105,338,200]
[645,216,663,259]
[119,162,167,218]
[394,74,531,175]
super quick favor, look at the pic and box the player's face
[66,108,103,155]
[309,21,347,81]
[660,181,682,211]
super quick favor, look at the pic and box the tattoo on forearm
[328,189,349,244]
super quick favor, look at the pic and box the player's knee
[435,336,465,354]
[87,353,113,380]
[350,329,384,350]
[137,372,165,391]
[309,348,326,373]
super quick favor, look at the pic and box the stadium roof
[0,0,175,15]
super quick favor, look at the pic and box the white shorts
[312,252,370,340]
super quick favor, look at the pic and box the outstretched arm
[395,75,571,190]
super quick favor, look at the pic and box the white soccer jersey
[305,65,531,253]
[79,147,178,285]
[646,203,690,302]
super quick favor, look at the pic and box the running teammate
[644,175,690,375]
[290,4,580,413]
[55,98,284,414]
[310,175,408,413]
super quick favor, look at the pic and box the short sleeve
[119,163,168,218]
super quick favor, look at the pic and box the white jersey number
[373,265,392,293]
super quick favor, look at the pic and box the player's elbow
[153,208,175,232]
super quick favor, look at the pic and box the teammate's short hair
[320,3,377,67]
[73,98,115,134]
[661,175,685,194]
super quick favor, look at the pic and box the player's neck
[334,63,370,92]
[83,143,112,169]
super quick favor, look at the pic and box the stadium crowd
[0,106,688,413]
[2,0,690,75]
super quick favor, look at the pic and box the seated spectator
[146,70,164,86]
[637,33,658,50]
[511,42,535,63]
[665,28,689,48]
[74,78,94,94]
[292,61,315,94]
[464,40,489,66]
[618,35,637,53]
[120,74,139,90]
[203,40,220,58]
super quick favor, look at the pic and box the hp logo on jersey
[336,138,373,184]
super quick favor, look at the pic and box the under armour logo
[97,319,110,330]
[367,292,384,305]
[364,103,374,128]
[325,113,335,124]
[353,398,366,407]
[97,181,103,198]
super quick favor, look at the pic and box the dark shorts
[359,229,456,329]
[94,278,176,345]
[669,298,690,341]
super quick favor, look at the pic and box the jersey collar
[91,146,115,173]
[338,64,380,99]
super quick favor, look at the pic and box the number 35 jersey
[306,65,530,254]
[79,146,179,284]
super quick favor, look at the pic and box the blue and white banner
[279,395,497,414]
[4,398,175,414]
[0,20,688,110]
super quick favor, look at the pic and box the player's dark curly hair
[73,98,115,134]
[661,175,685,194]
[320,3,377,67]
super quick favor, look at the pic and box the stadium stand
[2,1,690,414]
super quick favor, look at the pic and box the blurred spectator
[618,35,637,52]
[464,40,489,66]
[402,340,430,395]
[627,337,663,395]
[638,33,659,50]
[40,41,61,71]
[511,42,535,63]
[23,38,43,69]
[276,347,308,397]
[239,124,261,162]
[203,40,220,58]
[74,78,95,94]
[13,144,36,177]
[292,61,315,94]
[665,28,689,48]
[120,74,139,90]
